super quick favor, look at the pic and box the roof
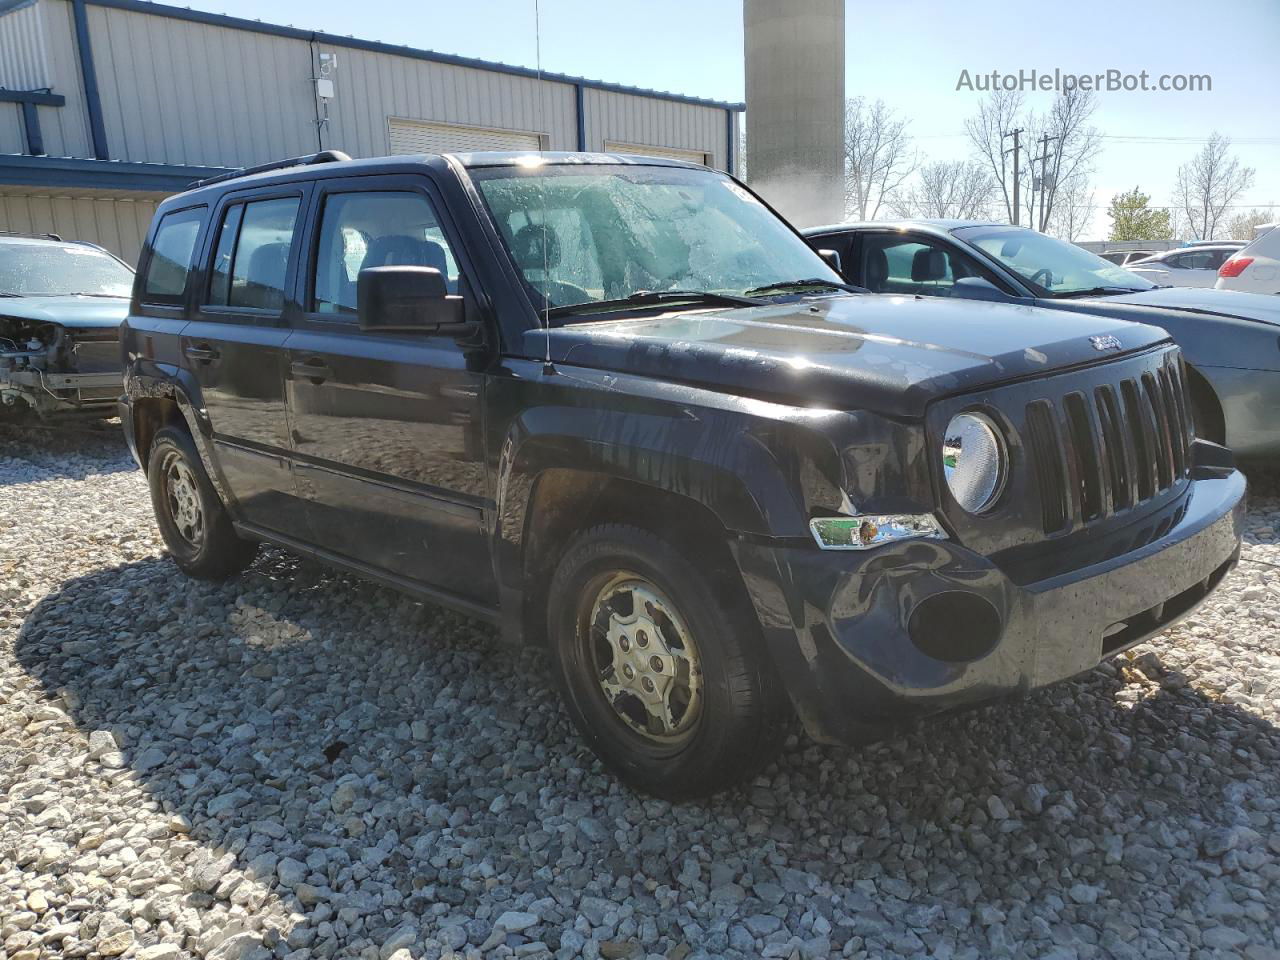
[78,0,745,112]
[174,151,707,201]
[803,218,1005,235]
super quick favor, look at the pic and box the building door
[388,118,543,154]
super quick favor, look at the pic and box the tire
[148,425,257,580]
[547,524,791,800]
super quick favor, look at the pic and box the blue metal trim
[0,0,39,15]
[0,89,65,107]
[0,155,233,191]
[725,109,734,175]
[574,84,586,152]
[70,0,110,160]
[85,0,747,112]
[20,102,43,155]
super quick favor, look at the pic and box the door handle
[290,358,333,383]
[184,343,219,363]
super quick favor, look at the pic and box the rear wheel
[148,426,257,580]
[547,524,790,799]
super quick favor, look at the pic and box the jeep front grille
[1024,351,1192,535]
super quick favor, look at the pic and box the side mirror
[357,266,467,333]
[817,248,843,273]
[952,277,1009,302]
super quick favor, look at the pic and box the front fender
[487,360,933,639]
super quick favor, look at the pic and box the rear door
[283,174,494,605]
[180,184,311,535]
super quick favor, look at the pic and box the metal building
[0,0,742,262]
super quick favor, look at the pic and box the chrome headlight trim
[810,513,947,551]
[942,411,1007,514]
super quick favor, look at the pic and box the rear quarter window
[143,206,207,303]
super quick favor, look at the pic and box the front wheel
[148,426,257,580]
[547,525,790,800]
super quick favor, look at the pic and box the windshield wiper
[546,289,764,321]
[1051,286,1146,299]
[746,278,868,296]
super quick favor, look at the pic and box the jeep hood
[0,295,128,331]
[1080,286,1280,328]
[528,294,1170,418]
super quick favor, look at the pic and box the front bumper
[733,455,1247,744]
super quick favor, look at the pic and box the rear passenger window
[143,207,205,302]
[312,191,461,316]
[207,196,301,311]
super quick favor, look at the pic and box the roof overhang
[0,155,233,192]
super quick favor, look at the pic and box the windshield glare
[0,244,134,297]
[954,226,1154,296]
[473,164,840,313]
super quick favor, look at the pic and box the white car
[1126,245,1242,288]
[1216,226,1280,295]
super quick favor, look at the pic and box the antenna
[534,0,553,373]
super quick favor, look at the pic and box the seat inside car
[244,242,289,309]
[364,234,450,287]
[864,246,888,292]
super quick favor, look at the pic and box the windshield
[472,163,840,315]
[954,225,1154,297]
[0,243,134,297]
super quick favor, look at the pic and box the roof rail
[0,231,62,242]
[188,150,353,189]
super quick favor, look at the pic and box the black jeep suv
[120,151,1245,798]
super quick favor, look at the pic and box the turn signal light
[1218,256,1253,278]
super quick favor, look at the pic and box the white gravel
[1,425,1277,960]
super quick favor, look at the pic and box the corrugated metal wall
[0,1,49,88]
[85,4,317,167]
[0,189,160,264]
[584,89,728,170]
[322,44,578,156]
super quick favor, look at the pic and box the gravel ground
[1,425,1277,960]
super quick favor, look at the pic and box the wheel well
[132,396,185,471]
[520,470,742,646]
[1186,366,1225,445]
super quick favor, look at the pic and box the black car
[0,233,134,420]
[120,152,1245,798]
[803,220,1280,462]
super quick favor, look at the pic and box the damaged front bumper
[733,447,1247,745]
[1,367,121,418]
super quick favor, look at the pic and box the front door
[284,176,495,605]
[181,186,311,535]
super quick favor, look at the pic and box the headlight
[942,412,1006,513]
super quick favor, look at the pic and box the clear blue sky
[188,0,1279,239]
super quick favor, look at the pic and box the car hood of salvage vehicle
[529,293,1171,418]
[0,295,129,330]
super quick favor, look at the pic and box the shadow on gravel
[15,548,1280,954]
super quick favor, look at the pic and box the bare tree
[965,87,1100,231]
[1025,89,1102,232]
[963,87,1023,222]
[1047,172,1095,241]
[894,160,995,219]
[1225,207,1273,242]
[844,98,916,220]
[1174,133,1256,240]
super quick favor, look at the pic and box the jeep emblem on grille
[1090,335,1122,351]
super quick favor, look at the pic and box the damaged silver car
[0,233,133,420]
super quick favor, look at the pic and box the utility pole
[1031,133,1058,232]
[1002,127,1023,225]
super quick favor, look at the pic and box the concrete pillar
[743,0,845,227]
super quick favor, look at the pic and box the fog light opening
[908,591,1002,663]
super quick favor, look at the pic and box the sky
[182,0,1279,240]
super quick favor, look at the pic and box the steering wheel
[528,278,593,309]
[1028,268,1054,289]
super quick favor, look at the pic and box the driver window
[312,190,461,316]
